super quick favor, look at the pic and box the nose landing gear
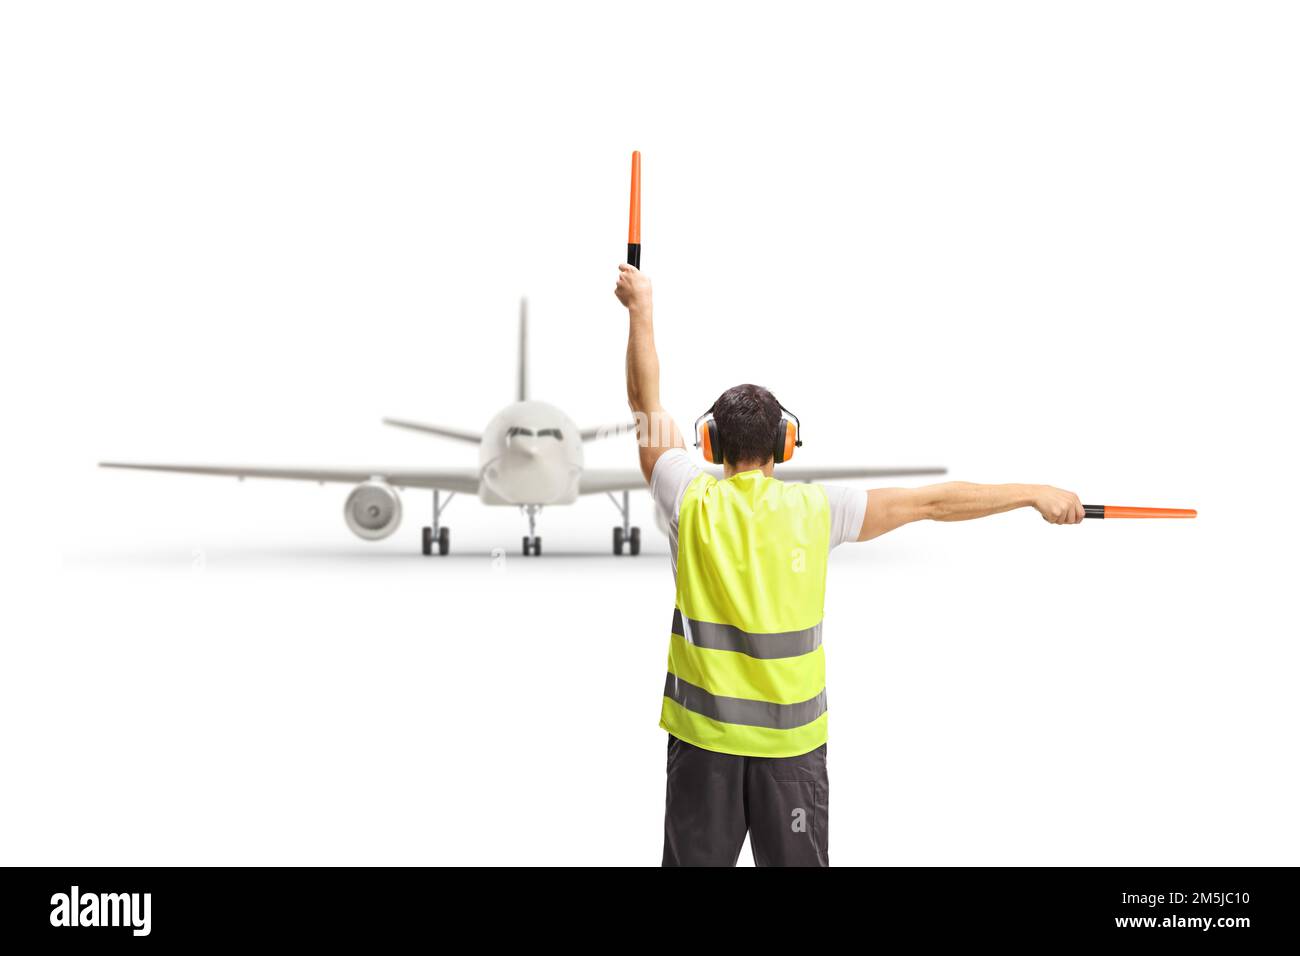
[608,490,641,556]
[521,504,542,557]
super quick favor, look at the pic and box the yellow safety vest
[660,469,830,758]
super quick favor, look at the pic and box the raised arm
[856,482,1084,542]
[615,264,684,483]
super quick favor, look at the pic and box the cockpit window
[507,426,562,440]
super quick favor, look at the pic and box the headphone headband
[777,402,801,438]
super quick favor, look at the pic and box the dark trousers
[662,735,829,867]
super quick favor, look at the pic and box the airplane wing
[579,469,646,494]
[766,465,948,482]
[577,464,947,495]
[99,462,482,494]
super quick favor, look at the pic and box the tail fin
[517,297,528,402]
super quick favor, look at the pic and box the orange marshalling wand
[627,150,641,268]
[1082,505,1197,519]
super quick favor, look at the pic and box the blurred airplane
[100,300,946,556]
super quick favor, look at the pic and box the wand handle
[627,150,641,268]
[1083,505,1198,519]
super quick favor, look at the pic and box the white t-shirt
[650,447,867,580]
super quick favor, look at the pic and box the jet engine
[344,480,402,540]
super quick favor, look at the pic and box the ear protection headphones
[694,399,802,466]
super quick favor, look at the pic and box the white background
[2,1,1297,866]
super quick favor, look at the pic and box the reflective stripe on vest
[660,469,831,758]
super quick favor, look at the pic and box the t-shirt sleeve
[650,448,701,529]
[821,484,869,550]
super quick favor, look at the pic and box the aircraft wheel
[613,526,625,555]
[438,527,450,556]
[629,527,641,556]
[422,526,433,556]
[523,535,532,556]
[532,536,541,556]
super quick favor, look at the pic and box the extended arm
[857,482,1084,542]
[616,264,684,483]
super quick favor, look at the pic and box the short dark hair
[711,384,782,466]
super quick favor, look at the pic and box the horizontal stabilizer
[579,421,638,441]
[382,418,482,444]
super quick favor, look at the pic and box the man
[615,263,1085,867]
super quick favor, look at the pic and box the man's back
[651,450,866,759]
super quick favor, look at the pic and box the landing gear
[521,505,543,557]
[422,490,454,556]
[608,490,641,556]
[612,526,643,556]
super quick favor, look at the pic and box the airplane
[99,299,948,557]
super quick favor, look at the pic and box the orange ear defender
[777,417,798,464]
[694,400,802,466]
[697,417,721,464]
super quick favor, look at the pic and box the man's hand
[615,263,652,313]
[1033,485,1085,524]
